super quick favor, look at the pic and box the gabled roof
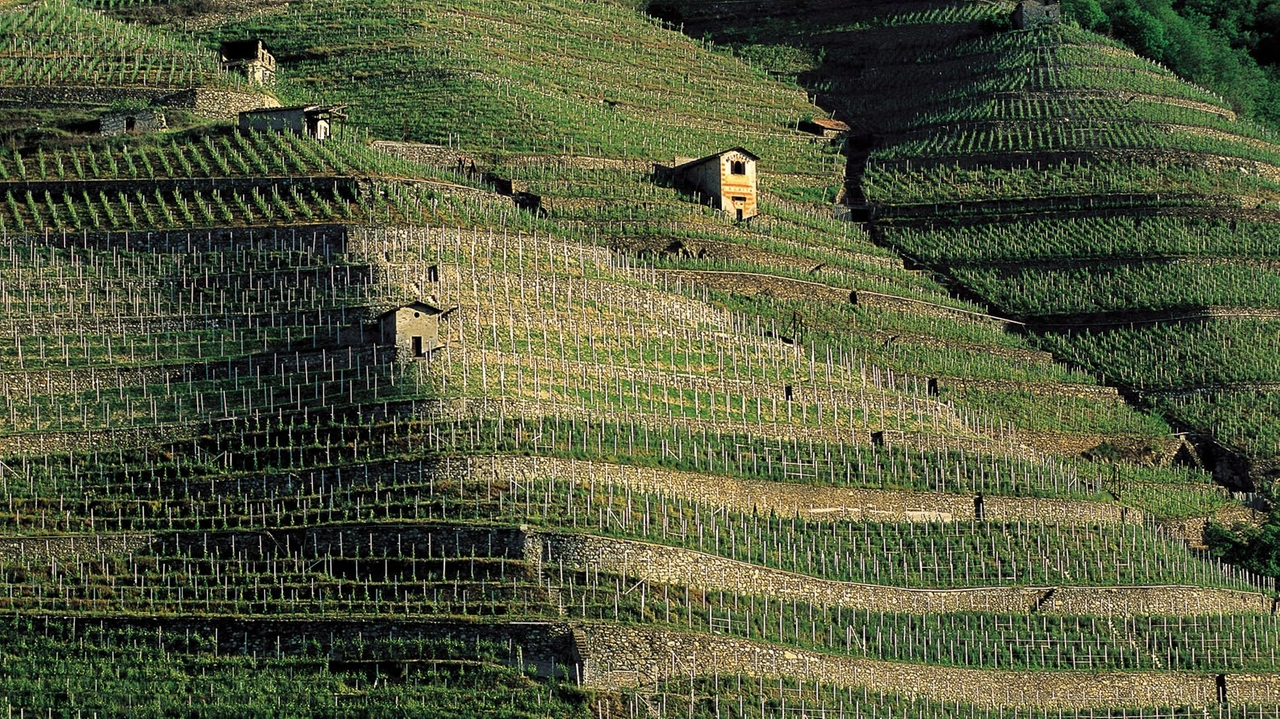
[379,301,445,319]
[675,147,760,170]
[241,104,342,115]
[810,118,851,132]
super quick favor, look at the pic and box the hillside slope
[0,0,1276,715]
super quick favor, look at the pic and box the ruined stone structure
[1012,0,1061,29]
[98,109,166,136]
[801,117,851,139]
[379,302,445,358]
[239,105,345,140]
[671,147,760,220]
[220,39,277,86]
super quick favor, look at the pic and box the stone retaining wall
[654,269,851,303]
[0,534,152,562]
[463,455,1136,525]
[538,533,1272,617]
[579,625,1219,708]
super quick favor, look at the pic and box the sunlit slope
[191,0,857,199]
[0,0,242,92]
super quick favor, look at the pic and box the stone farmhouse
[99,109,166,136]
[671,147,760,221]
[380,302,445,358]
[238,105,346,140]
[1012,0,1061,29]
[220,39,277,86]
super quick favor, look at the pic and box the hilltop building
[801,117,851,139]
[238,105,346,140]
[379,302,445,358]
[98,109,166,136]
[671,147,760,221]
[220,39,277,86]
[1012,0,1061,29]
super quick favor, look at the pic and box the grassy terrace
[186,0,857,202]
[0,0,236,89]
[0,0,1275,711]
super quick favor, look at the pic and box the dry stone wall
[0,534,152,562]
[654,269,851,303]
[578,625,1221,708]
[0,424,191,457]
[537,532,1273,616]
[462,455,1137,525]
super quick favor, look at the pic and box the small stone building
[379,302,444,358]
[238,105,345,140]
[99,109,166,136]
[220,39,277,86]
[801,118,851,139]
[672,147,760,221]
[1012,0,1061,29]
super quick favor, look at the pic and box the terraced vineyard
[1,0,1279,715]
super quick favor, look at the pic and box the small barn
[220,39,277,86]
[801,118,851,139]
[379,302,444,358]
[238,105,346,140]
[1012,0,1061,29]
[99,109,166,136]
[671,148,760,221]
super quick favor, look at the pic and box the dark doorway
[411,336,423,356]
[427,265,439,283]
[1216,674,1227,703]
[736,208,744,221]
[125,117,137,132]
[784,385,794,401]
[927,378,939,396]
[974,494,985,520]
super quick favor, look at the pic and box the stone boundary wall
[370,141,479,170]
[0,424,192,457]
[577,625,1250,708]
[164,525,528,561]
[0,87,276,119]
[462,455,1137,525]
[500,153,654,173]
[538,533,1273,617]
[654,269,851,303]
[0,534,152,562]
[0,366,180,398]
[160,88,279,119]
[939,378,1124,402]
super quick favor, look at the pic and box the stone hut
[99,109,166,136]
[379,302,445,358]
[220,39,277,86]
[801,118,851,139]
[238,105,345,140]
[1012,0,1061,29]
[671,147,760,221]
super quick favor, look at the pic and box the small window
[730,160,746,175]
[413,311,421,318]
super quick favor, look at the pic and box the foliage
[1063,0,1280,125]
